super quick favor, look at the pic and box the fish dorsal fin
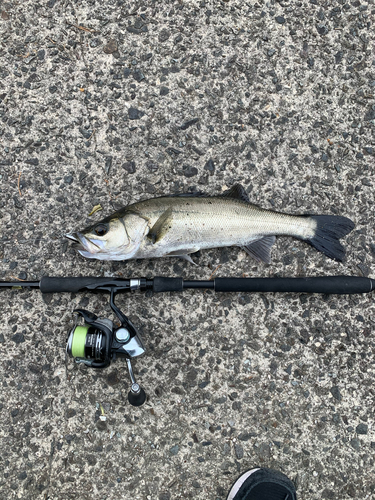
[222,184,250,203]
[163,191,207,198]
[241,235,276,264]
[147,206,173,244]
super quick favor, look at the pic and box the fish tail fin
[305,215,354,262]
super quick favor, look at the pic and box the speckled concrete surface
[0,0,374,499]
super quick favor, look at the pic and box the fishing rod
[2,275,374,406]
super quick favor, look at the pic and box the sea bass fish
[66,185,354,264]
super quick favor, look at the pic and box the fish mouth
[65,232,80,245]
[65,232,125,260]
[65,232,101,253]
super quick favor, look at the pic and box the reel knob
[128,383,147,407]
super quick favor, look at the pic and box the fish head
[66,213,149,261]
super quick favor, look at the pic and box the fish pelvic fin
[177,254,198,265]
[305,215,355,262]
[147,207,173,244]
[241,236,276,264]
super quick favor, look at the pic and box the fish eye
[94,224,108,237]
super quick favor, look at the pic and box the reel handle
[126,359,146,407]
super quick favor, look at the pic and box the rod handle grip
[39,277,116,293]
[214,276,374,294]
[152,277,184,293]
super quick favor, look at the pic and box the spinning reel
[66,290,146,406]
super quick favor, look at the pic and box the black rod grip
[152,277,184,293]
[39,277,119,293]
[214,276,374,294]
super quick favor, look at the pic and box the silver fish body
[123,196,315,259]
[66,185,354,263]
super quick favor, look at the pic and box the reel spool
[66,291,146,406]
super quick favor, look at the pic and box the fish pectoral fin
[222,183,250,203]
[241,236,276,264]
[166,248,200,265]
[147,207,173,244]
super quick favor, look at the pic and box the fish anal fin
[222,184,250,203]
[166,248,200,264]
[147,207,173,244]
[241,235,276,264]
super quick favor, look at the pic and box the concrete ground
[0,0,374,499]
